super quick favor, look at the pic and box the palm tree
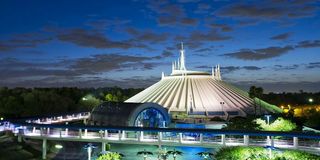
[137,149,153,160]
[167,149,183,160]
[249,86,258,116]
[97,151,124,160]
[157,148,169,160]
[196,152,214,160]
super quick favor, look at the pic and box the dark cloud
[189,30,232,42]
[210,23,233,32]
[157,16,178,25]
[181,18,198,26]
[194,48,212,53]
[222,45,294,60]
[242,66,262,70]
[71,54,153,73]
[56,28,133,49]
[0,33,52,52]
[85,19,131,31]
[296,40,320,48]
[216,1,318,20]
[306,62,320,69]
[274,64,300,71]
[161,50,174,57]
[195,65,262,73]
[270,32,291,40]
[221,39,320,60]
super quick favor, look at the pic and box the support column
[104,130,108,139]
[221,134,226,146]
[59,129,62,138]
[18,135,22,143]
[158,132,163,148]
[42,139,47,160]
[293,137,298,149]
[102,142,106,153]
[138,131,143,141]
[270,136,274,147]
[121,131,126,140]
[158,132,163,142]
[84,129,88,137]
[199,133,203,144]
[40,128,43,136]
[79,129,82,139]
[47,128,50,135]
[178,133,183,143]
[32,127,36,134]
[65,128,68,136]
[244,135,249,146]
[118,130,122,140]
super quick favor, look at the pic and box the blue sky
[0,0,320,92]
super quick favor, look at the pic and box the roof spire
[179,42,186,70]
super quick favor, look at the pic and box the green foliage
[223,117,261,130]
[97,152,122,160]
[79,94,101,110]
[0,87,142,118]
[214,146,320,160]
[255,117,297,131]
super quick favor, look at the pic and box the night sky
[0,0,320,92]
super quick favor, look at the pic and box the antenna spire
[179,42,186,70]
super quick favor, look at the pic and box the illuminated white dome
[126,43,280,117]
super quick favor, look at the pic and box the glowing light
[55,144,63,149]
[308,98,313,103]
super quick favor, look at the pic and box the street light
[308,98,313,103]
[84,143,97,160]
[55,144,63,149]
[82,97,88,101]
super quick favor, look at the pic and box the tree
[97,152,123,160]
[137,149,153,160]
[255,117,297,131]
[249,86,264,116]
[167,149,183,160]
[196,152,214,160]
[105,94,113,102]
[80,95,101,111]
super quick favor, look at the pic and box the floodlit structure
[126,43,280,118]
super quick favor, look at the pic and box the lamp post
[55,144,64,160]
[84,143,97,160]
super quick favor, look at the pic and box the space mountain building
[126,43,280,118]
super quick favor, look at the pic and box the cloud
[189,30,232,42]
[306,62,320,69]
[273,64,300,71]
[195,65,262,73]
[221,39,320,60]
[0,33,52,52]
[56,28,133,49]
[296,40,320,48]
[70,54,154,73]
[180,18,198,26]
[210,23,233,32]
[194,48,212,53]
[222,45,294,60]
[161,50,174,57]
[216,1,318,20]
[270,32,291,40]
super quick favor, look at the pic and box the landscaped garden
[214,146,320,160]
